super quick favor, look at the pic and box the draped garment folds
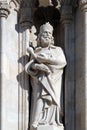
[25,46,67,128]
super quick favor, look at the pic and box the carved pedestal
[33,125,64,130]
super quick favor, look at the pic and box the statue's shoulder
[56,46,62,49]
[53,46,63,52]
[53,46,65,56]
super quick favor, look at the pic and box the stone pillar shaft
[0,2,10,130]
[18,7,32,130]
[76,1,87,129]
[61,5,75,130]
[84,12,87,130]
[18,28,30,130]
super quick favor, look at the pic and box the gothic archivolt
[0,0,79,10]
[9,0,63,11]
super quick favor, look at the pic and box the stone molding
[61,5,73,24]
[38,0,61,9]
[19,7,33,29]
[0,3,10,18]
[9,0,20,11]
[9,0,34,11]
[14,0,33,29]
[79,0,87,11]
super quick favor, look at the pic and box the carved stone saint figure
[25,22,67,130]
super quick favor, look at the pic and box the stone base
[33,125,64,130]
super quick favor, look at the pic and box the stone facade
[0,0,87,130]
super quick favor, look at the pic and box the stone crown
[40,22,53,34]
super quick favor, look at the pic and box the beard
[40,36,52,47]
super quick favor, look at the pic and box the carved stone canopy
[9,0,62,9]
[6,0,78,28]
[79,0,87,11]
[38,0,61,8]
[0,0,78,11]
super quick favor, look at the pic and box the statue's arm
[27,47,37,59]
[54,47,67,68]
[36,48,67,67]
[37,55,58,65]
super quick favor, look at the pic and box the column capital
[61,5,73,25]
[19,7,33,29]
[79,0,87,11]
[0,2,10,18]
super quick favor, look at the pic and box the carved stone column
[61,5,75,130]
[0,1,10,130]
[76,1,87,130]
[18,2,33,130]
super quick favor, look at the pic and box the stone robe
[25,45,67,128]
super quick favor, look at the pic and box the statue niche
[25,22,67,130]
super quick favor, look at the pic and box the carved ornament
[61,5,73,24]
[9,0,20,11]
[79,0,87,11]
[38,0,61,9]
[0,3,10,18]
[19,7,33,29]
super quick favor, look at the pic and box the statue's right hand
[27,47,37,59]
[27,47,34,54]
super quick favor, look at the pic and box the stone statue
[25,22,67,130]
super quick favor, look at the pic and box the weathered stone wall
[1,0,87,130]
[3,8,19,130]
[76,3,87,130]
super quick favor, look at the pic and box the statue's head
[37,22,54,47]
[40,22,53,34]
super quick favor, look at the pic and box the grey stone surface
[61,5,76,130]
[0,2,29,130]
[76,5,87,130]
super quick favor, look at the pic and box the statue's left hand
[37,54,48,63]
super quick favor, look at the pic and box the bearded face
[40,30,53,47]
